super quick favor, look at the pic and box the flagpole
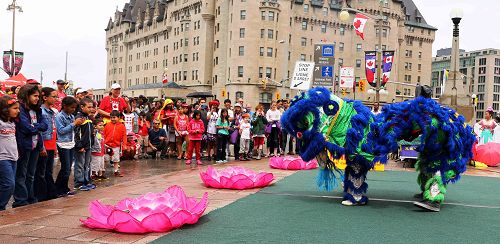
[64,51,68,82]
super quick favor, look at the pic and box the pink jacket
[188,119,205,141]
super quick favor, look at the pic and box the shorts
[138,135,149,147]
[253,137,265,146]
[104,147,121,163]
[165,125,176,143]
[91,155,105,172]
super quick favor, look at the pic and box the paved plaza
[0,157,498,243]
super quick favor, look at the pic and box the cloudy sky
[0,0,497,89]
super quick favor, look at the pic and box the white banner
[339,66,355,89]
[291,61,315,90]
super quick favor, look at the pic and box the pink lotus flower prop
[269,156,318,170]
[200,166,274,190]
[81,185,208,233]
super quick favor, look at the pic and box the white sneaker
[341,200,354,206]
[223,160,228,163]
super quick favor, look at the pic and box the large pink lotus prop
[81,185,208,233]
[200,166,274,190]
[269,156,318,170]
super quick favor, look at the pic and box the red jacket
[104,122,127,148]
[188,119,205,141]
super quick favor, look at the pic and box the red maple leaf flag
[353,13,369,40]
[162,73,169,84]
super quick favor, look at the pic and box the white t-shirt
[218,108,234,120]
[266,109,282,127]
[207,111,219,134]
[124,113,134,133]
[240,121,251,139]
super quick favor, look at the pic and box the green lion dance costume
[280,86,475,212]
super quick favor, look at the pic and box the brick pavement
[0,159,498,243]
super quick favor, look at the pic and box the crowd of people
[0,80,299,211]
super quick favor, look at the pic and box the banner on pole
[381,51,394,88]
[365,51,377,88]
[2,51,24,77]
[291,61,315,90]
[339,66,355,89]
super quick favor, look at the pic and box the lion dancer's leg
[342,162,369,206]
[413,169,446,212]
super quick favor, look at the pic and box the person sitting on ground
[148,119,167,159]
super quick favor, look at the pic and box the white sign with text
[339,66,355,89]
[291,61,315,90]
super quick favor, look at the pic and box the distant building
[431,48,500,119]
[436,48,465,57]
[105,0,436,105]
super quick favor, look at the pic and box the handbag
[230,130,239,144]
[264,122,273,134]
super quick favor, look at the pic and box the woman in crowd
[174,103,190,160]
[251,104,268,160]
[477,107,497,144]
[216,109,231,164]
[266,101,282,157]
[206,100,219,161]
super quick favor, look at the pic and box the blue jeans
[0,160,16,211]
[34,150,57,201]
[74,150,92,188]
[13,150,39,207]
[55,147,74,195]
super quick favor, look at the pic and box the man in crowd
[281,99,294,155]
[54,79,67,111]
[148,119,168,159]
[98,83,130,122]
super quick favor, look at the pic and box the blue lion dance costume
[280,87,475,211]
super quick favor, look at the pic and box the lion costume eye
[296,112,314,130]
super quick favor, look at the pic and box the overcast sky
[0,0,498,89]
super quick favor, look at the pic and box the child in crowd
[74,98,95,191]
[0,96,20,211]
[174,103,190,160]
[187,110,205,165]
[123,107,135,134]
[206,101,220,161]
[251,104,268,160]
[239,113,252,161]
[13,85,48,208]
[91,119,107,180]
[216,109,231,164]
[104,110,127,177]
[137,112,150,158]
[55,96,83,197]
[35,87,58,202]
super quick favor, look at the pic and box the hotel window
[260,29,265,38]
[301,37,307,47]
[479,67,486,74]
[268,11,275,21]
[304,4,309,13]
[479,58,487,66]
[240,10,246,20]
[238,66,244,77]
[260,47,264,56]
[239,46,245,56]
[478,76,486,83]
[322,7,328,16]
[261,11,266,20]
[338,58,343,66]
[321,24,327,33]
[340,27,345,35]
[302,20,308,30]
[267,47,273,57]
[356,59,362,68]
[339,42,344,52]
[356,44,362,52]
[268,29,274,39]
[266,67,272,78]
[259,67,263,78]
[300,54,306,61]
[240,28,245,38]
[418,64,422,71]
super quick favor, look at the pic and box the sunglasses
[154,123,160,125]
[7,99,17,105]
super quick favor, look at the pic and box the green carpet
[154,171,500,244]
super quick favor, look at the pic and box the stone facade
[105,0,435,106]
[432,48,500,120]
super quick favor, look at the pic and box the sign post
[313,43,335,87]
[290,61,315,91]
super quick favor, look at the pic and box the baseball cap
[56,79,67,85]
[111,83,121,89]
[76,89,87,95]
[27,79,40,85]
[234,103,242,108]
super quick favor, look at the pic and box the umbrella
[473,142,500,167]
[186,91,213,98]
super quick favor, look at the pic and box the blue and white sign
[322,45,334,57]
[322,66,333,77]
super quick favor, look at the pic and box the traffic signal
[221,89,226,97]
[359,79,366,92]
[276,92,280,100]
[341,88,347,96]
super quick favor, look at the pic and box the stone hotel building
[105,0,436,105]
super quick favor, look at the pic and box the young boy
[91,119,107,180]
[239,113,252,161]
[137,112,150,159]
[104,110,127,177]
[74,98,95,191]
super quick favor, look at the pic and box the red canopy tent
[1,73,27,90]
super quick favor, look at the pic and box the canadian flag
[353,13,369,40]
[162,73,169,84]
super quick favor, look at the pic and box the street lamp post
[449,8,464,106]
[339,1,384,104]
[7,0,23,76]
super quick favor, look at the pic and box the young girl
[13,85,48,208]
[206,101,220,161]
[251,104,268,160]
[174,103,190,160]
[216,109,231,163]
[35,87,58,202]
[123,107,135,134]
[137,112,150,158]
[91,119,107,180]
[0,96,20,211]
[187,110,205,165]
[55,97,83,197]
